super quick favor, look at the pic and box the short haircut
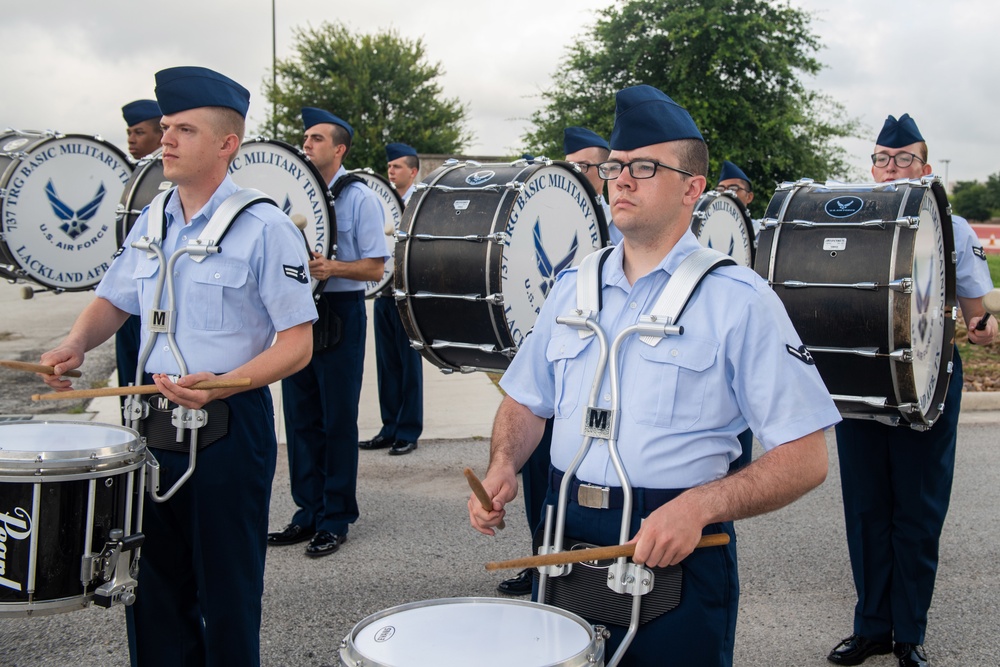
[135,118,163,136]
[401,154,419,170]
[593,146,611,163]
[331,124,352,157]
[673,139,709,177]
[916,141,928,162]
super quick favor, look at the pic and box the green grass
[987,254,1000,286]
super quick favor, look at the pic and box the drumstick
[464,467,505,531]
[485,533,731,572]
[31,378,252,401]
[976,289,1000,331]
[0,360,82,378]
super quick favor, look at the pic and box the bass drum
[228,138,335,292]
[348,168,403,297]
[395,159,608,373]
[690,190,755,267]
[0,130,132,290]
[754,177,956,428]
[116,151,171,247]
[340,598,605,667]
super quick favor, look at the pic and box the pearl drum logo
[824,195,864,218]
[0,135,131,290]
[0,507,33,592]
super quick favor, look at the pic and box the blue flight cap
[302,107,354,139]
[876,113,925,148]
[718,160,751,186]
[122,99,161,127]
[154,66,250,118]
[563,126,610,155]
[609,85,703,151]
[386,142,417,162]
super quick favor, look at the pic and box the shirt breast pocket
[546,333,594,419]
[187,260,249,332]
[630,336,719,430]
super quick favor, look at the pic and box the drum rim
[116,153,166,247]
[691,189,755,267]
[340,596,602,667]
[0,420,144,474]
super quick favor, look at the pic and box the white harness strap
[639,247,735,346]
[143,187,275,261]
[572,246,735,343]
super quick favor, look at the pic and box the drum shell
[339,597,605,667]
[395,161,608,373]
[0,422,145,616]
[755,180,956,425]
[0,131,132,290]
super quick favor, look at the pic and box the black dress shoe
[305,531,346,557]
[894,643,928,667]
[359,434,392,450]
[389,440,417,456]
[828,634,893,665]
[496,568,533,596]
[267,523,315,546]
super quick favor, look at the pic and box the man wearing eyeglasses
[564,126,622,245]
[716,160,755,210]
[827,114,996,667]
[469,84,840,666]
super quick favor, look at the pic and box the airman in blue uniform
[469,85,840,666]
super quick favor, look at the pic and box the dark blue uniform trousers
[372,295,423,442]
[520,418,554,533]
[539,477,739,667]
[115,314,142,417]
[282,294,365,535]
[126,387,276,667]
[835,350,963,645]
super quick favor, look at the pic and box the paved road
[2,281,999,666]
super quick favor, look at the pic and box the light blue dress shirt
[500,230,841,489]
[325,166,388,293]
[952,215,994,299]
[97,175,317,375]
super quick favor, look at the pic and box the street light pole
[940,158,951,192]
[272,0,277,137]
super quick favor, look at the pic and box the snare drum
[690,190,755,267]
[395,159,609,373]
[0,130,132,290]
[339,598,605,667]
[0,421,146,616]
[754,177,957,427]
[116,151,171,246]
[348,169,403,297]
[228,138,335,292]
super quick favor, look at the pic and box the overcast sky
[3,0,996,186]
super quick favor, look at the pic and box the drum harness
[538,244,734,667]
[123,186,276,504]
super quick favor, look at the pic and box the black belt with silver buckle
[549,469,685,512]
[135,394,230,452]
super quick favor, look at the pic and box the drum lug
[889,278,913,293]
[606,561,654,596]
[889,348,913,363]
[172,407,208,432]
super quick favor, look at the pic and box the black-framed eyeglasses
[871,152,925,168]
[573,162,596,173]
[716,183,751,195]
[597,159,694,181]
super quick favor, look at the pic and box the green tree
[951,180,994,222]
[261,22,471,171]
[523,0,863,194]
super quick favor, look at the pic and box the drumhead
[690,190,754,267]
[348,169,402,297]
[228,138,335,292]
[341,598,600,667]
[0,133,132,290]
[116,152,171,247]
[0,421,142,476]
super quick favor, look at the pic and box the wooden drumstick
[0,360,82,378]
[31,378,252,401]
[484,533,731,572]
[464,467,505,531]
